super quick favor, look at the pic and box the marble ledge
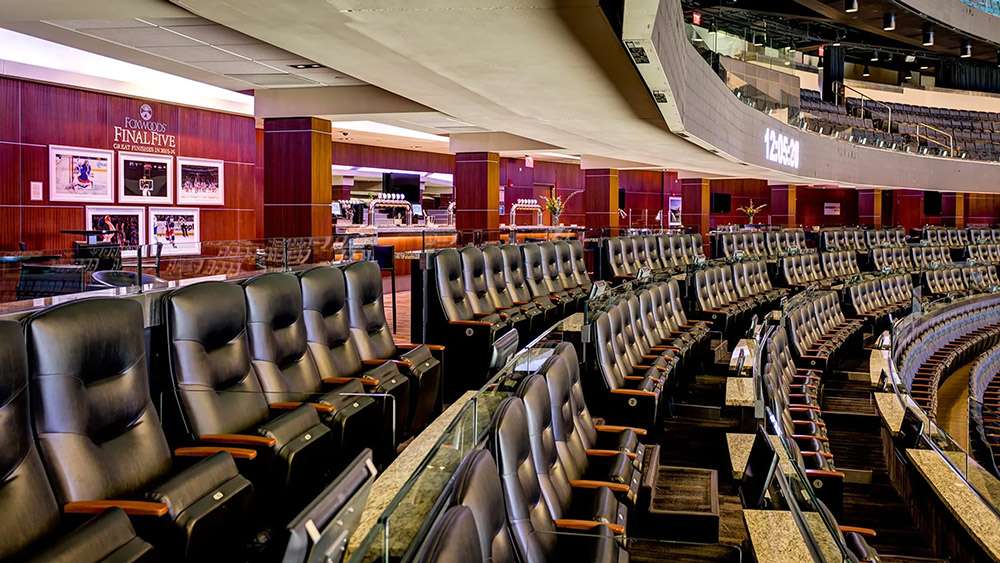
[907,448,1000,561]
[726,433,755,480]
[725,376,755,408]
[743,510,813,563]
[347,390,478,556]
[873,392,904,435]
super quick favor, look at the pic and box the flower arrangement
[736,199,767,223]
[539,194,566,219]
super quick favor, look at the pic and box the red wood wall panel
[966,193,1000,226]
[892,189,926,233]
[619,170,666,229]
[796,187,859,227]
[499,158,585,227]
[332,142,454,174]
[0,77,258,251]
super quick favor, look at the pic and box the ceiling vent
[652,90,669,103]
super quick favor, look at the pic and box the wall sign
[763,128,800,169]
[113,103,177,155]
[824,202,841,216]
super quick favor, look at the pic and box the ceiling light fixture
[922,24,934,46]
[289,63,323,69]
[961,39,972,58]
[871,49,879,62]
[845,0,859,13]
[862,64,871,77]
[882,12,896,31]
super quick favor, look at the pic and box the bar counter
[336,224,458,276]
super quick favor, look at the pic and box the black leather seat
[430,248,511,396]
[567,239,594,293]
[415,505,484,563]
[501,244,558,326]
[461,246,530,341]
[243,272,380,468]
[343,260,444,429]
[164,280,337,514]
[0,320,156,563]
[25,298,254,560]
[298,265,410,458]
[592,310,663,429]
[483,244,544,337]
[523,243,573,315]
[488,397,628,563]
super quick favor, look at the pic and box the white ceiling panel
[227,73,317,86]
[84,26,195,47]
[163,23,256,45]
[48,19,149,30]
[221,42,303,61]
[142,44,243,62]
[193,59,282,74]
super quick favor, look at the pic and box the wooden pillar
[454,152,500,242]
[942,193,965,228]
[263,117,332,238]
[584,168,620,237]
[681,178,710,245]
[769,185,797,227]
[858,188,883,228]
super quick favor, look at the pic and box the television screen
[383,173,421,204]
[739,426,778,510]
[711,193,732,213]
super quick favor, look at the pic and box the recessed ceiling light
[845,0,859,13]
[289,63,323,69]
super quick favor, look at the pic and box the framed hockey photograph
[84,206,146,258]
[177,157,224,205]
[118,152,172,204]
[668,196,683,226]
[149,206,201,256]
[49,145,114,203]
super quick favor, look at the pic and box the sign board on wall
[112,103,177,155]
[824,202,841,216]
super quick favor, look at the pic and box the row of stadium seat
[692,262,786,340]
[716,228,808,259]
[871,247,915,273]
[897,302,1000,418]
[820,227,906,251]
[0,261,429,561]
[970,344,1000,477]
[785,292,864,373]
[606,234,706,280]
[966,243,1000,265]
[845,275,913,326]
[911,245,954,270]
[415,344,651,563]
[592,280,712,429]
[924,265,1000,296]
[781,251,861,288]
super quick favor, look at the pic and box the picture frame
[149,206,201,256]
[49,145,114,203]
[118,152,173,204]
[84,206,146,258]
[177,156,225,205]
[668,196,683,226]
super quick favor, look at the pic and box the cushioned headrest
[419,505,483,563]
[166,281,246,350]
[299,265,346,317]
[343,261,382,305]
[452,449,513,563]
[243,272,302,329]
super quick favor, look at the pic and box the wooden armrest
[586,448,637,460]
[175,446,257,460]
[270,401,334,414]
[322,376,356,385]
[788,405,822,412]
[65,500,168,517]
[554,519,625,536]
[199,434,276,447]
[839,525,877,538]
[395,342,445,351]
[473,312,494,319]
[651,345,680,351]
[610,388,656,397]
[513,300,530,306]
[594,424,647,436]
[623,375,645,381]
[449,319,492,327]
[805,469,845,479]
[361,359,390,367]
[569,480,630,493]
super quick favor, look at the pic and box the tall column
[680,178,710,242]
[858,188,883,228]
[769,185,797,227]
[584,169,620,237]
[821,45,845,105]
[263,117,332,238]
[454,152,500,242]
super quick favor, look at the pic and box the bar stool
[373,244,397,332]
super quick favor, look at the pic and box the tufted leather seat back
[460,246,499,316]
[298,265,364,378]
[343,260,397,360]
[500,245,532,303]
[567,240,592,290]
[521,244,549,299]
[26,298,172,503]
[435,248,474,323]
[451,449,516,563]
[553,240,579,290]
[483,245,516,309]
[166,281,270,436]
[243,272,323,403]
[0,320,61,559]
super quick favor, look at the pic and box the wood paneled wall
[0,76,258,251]
[796,187,859,227]
[708,179,771,228]
[332,142,454,174]
[499,158,586,227]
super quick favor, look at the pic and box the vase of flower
[540,195,566,226]
[737,199,767,225]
